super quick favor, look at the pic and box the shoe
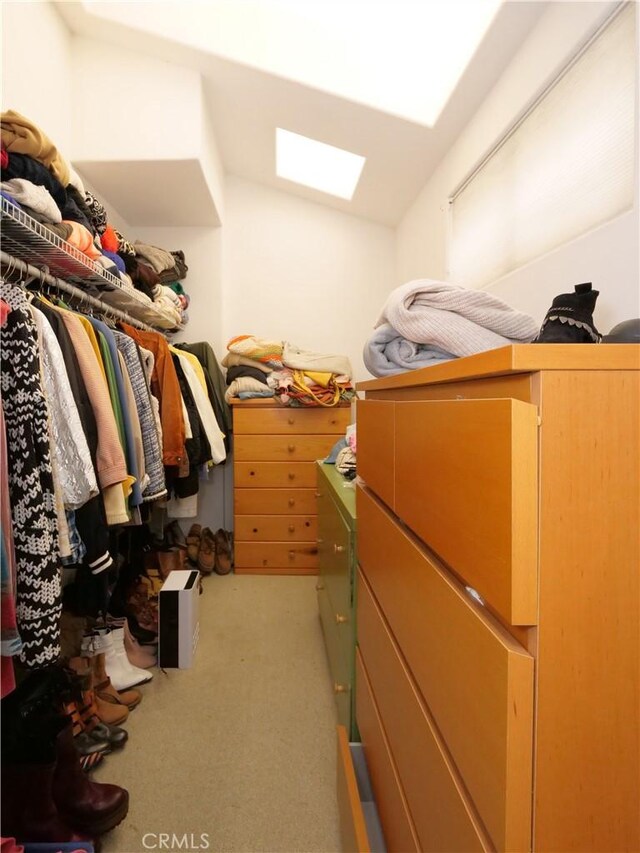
[197,527,216,575]
[186,523,202,563]
[214,529,233,575]
[53,721,129,836]
[102,626,153,691]
[93,651,142,711]
[165,520,187,551]
[123,618,157,669]
[1,758,95,844]
[534,282,602,343]
[69,655,129,727]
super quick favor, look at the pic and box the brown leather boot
[186,523,202,563]
[69,655,129,728]
[197,527,216,575]
[214,529,233,575]
[93,652,142,711]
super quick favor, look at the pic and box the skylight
[78,0,503,127]
[276,129,366,200]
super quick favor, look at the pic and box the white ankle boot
[104,626,153,691]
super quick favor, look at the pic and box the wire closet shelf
[0,196,181,332]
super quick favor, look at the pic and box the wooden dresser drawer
[235,514,317,541]
[234,541,318,573]
[358,574,491,852]
[234,434,338,462]
[234,488,317,515]
[234,462,318,488]
[355,650,420,853]
[394,397,538,625]
[234,406,351,434]
[356,400,395,510]
[357,486,534,852]
[337,725,371,853]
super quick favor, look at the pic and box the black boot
[534,282,601,343]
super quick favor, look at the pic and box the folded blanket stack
[1,110,190,327]
[224,335,355,407]
[364,279,539,377]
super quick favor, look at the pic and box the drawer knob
[288,444,296,453]
[288,499,295,507]
[335,613,348,624]
[288,524,295,533]
[288,473,295,481]
[288,417,295,425]
[334,544,345,554]
[330,419,337,425]
[334,683,349,694]
[288,550,295,560]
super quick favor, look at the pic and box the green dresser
[316,461,358,739]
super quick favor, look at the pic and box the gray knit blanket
[376,279,538,358]
[363,324,455,377]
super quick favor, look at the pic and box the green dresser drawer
[318,583,352,731]
[317,462,358,739]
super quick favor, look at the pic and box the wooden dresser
[231,400,351,574]
[345,345,639,853]
[316,461,358,737]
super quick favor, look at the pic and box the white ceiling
[57,0,547,226]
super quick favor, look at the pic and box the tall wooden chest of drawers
[231,400,351,575]
[316,461,358,737]
[350,345,639,853]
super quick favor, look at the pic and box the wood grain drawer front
[358,573,491,852]
[357,400,395,511]
[234,488,317,515]
[234,462,317,488]
[355,650,420,853]
[234,541,318,570]
[234,434,339,462]
[395,398,538,625]
[234,406,351,434]
[235,514,317,541]
[357,487,534,852]
[336,725,371,853]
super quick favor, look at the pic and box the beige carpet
[96,575,342,853]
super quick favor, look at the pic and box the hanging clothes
[0,281,61,668]
[120,323,186,468]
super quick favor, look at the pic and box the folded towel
[377,279,539,359]
[364,323,454,377]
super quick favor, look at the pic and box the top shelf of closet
[0,197,181,332]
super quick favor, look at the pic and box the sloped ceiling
[56,0,548,226]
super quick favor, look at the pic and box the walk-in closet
[1,2,638,852]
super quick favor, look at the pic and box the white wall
[1,1,73,153]
[222,176,396,382]
[396,1,638,330]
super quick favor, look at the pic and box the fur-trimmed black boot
[534,282,601,343]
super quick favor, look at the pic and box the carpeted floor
[96,575,342,853]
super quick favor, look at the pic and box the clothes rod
[0,250,158,333]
